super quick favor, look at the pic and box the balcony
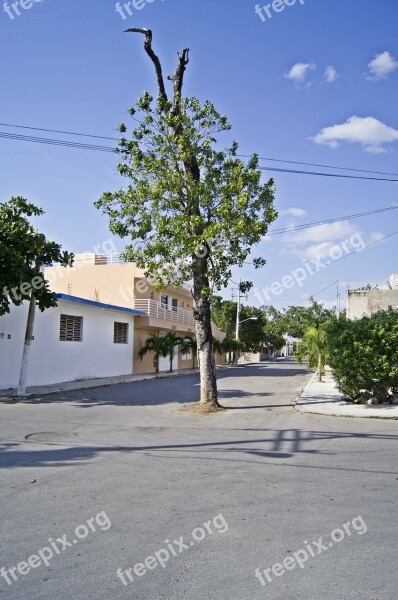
[133,299,195,327]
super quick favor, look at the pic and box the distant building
[44,253,225,374]
[346,273,398,320]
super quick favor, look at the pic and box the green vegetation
[0,197,73,316]
[295,326,328,382]
[325,310,398,399]
[138,332,170,374]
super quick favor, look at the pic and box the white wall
[0,300,135,390]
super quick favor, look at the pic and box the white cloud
[283,221,358,245]
[284,62,315,86]
[367,51,398,80]
[282,222,363,260]
[324,66,338,83]
[369,231,384,242]
[279,208,307,217]
[302,242,337,260]
[311,115,398,154]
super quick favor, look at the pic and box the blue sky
[1,0,398,310]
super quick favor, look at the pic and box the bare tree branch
[125,28,168,101]
[168,49,190,115]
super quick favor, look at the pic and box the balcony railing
[133,299,195,326]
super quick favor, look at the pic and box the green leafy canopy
[95,94,277,294]
[0,197,73,315]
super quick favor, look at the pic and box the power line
[258,165,398,183]
[268,206,398,236]
[238,154,398,178]
[0,122,119,141]
[0,131,115,152]
[2,130,397,182]
[1,122,398,180]
[298,281,338,305]
[297,229,398,305]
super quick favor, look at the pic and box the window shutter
[59,315,83,342]
[114,322,129,344]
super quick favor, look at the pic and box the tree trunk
[17,294,36,397]
[192,262,219,406]
[318,355,323,382]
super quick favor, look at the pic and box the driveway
[1,360,397,599]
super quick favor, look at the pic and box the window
[171,298,178,312]
[114,322,129,344]
[60,315,83,342]
[160,294,169,309]
[150,291,154,300]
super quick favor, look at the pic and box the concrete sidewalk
[295,371,398,419]
[0,368,200,401]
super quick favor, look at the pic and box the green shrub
[325,310,398,398]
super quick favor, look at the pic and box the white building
[0,294,146,391]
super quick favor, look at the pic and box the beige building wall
[45,256,225,374]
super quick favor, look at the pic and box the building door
[158,332,178,372]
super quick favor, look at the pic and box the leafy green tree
[212,337,223,355]
[263,300,333,339]
[264,329,285,354]
[0,197,73,316]
[163,332,181,372]
[138,332,169,374]
[95,30,276,407]
[211,299,269,352]
[211,299,237,338]
[179,336,197,369]
[295,326,328,381]
[325,311,398,398]
[221,338,244,364]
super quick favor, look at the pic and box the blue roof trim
[54,294,147,317]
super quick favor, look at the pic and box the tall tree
[0,197,73,316]
[263,300,334,339]
[96,30,276,406]
[0,197,73,396]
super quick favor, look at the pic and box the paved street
[1,360,397,600]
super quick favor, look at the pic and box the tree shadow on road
[2,428,398,473]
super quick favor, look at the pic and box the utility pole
[336,281,341,318]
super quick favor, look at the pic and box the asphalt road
[1,360,397,600]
